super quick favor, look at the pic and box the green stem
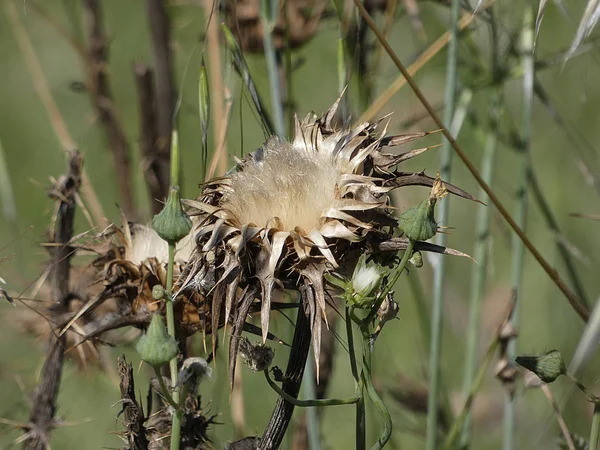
[504,7,534,450]
[166,242,181,450]
[167,129,181,450]
[426,0,461,446]
[364,239,415,325]
[444,338,500,449]
[260,0,285,137]
[153,365,179,410]
[347,307,366,450]
[460,85,502,447]
[361,326,392,450]
[264,370,359,407]
[590,403,600,450]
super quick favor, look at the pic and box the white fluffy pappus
[126,225,194,266]
[222,137,340,232]
[352,265,382,297]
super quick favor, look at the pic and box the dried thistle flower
[181,96,474,383]
[177,357,212,393]
[238,338,275,372]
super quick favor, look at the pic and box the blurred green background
[1,1,600,448]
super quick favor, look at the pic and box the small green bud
[136,314,178,367]
[398,200,437,241]
[398,174,447,241]
[152,284,166,300]
[410,251,423,268]
[516,350,566,383]
[152,186,192,243]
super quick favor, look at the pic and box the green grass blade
[426,0,462,447]
[503,6,535,450]
[221,22,274,136]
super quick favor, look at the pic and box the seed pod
[516,349,566,383]
[152,186,192,244]
[136,314,178,367]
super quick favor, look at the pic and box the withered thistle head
[180,95,474,383]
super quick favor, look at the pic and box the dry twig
[83,0,136,219]
[147,0,175,167]
[22,151,82,450]
[135,64,170,214]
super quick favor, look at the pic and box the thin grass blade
[566,0,600,61]
[199,58,210,179]
[221,22,274,136]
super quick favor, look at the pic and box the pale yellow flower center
[222,139,340,232]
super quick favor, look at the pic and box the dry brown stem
[147,0,175,171]
[83,0,136,219]
[118,356,149,450]
[22,151,82,450]
[135,64,170,214]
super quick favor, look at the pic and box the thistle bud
[410,251,423,268]
[515,350,566,383]
[152,284,166,300]
[349,255,385,306]
[398,174,447,241]
[152,186,192,244]
[136,314,178,367]
[352,266,383,298]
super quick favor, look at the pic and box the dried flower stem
[346,306,365,450]
[135,64,170,214]
[83,0,136,219]
[259,297,312,450]
[147,0,175,163]
[23,152,82,449]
